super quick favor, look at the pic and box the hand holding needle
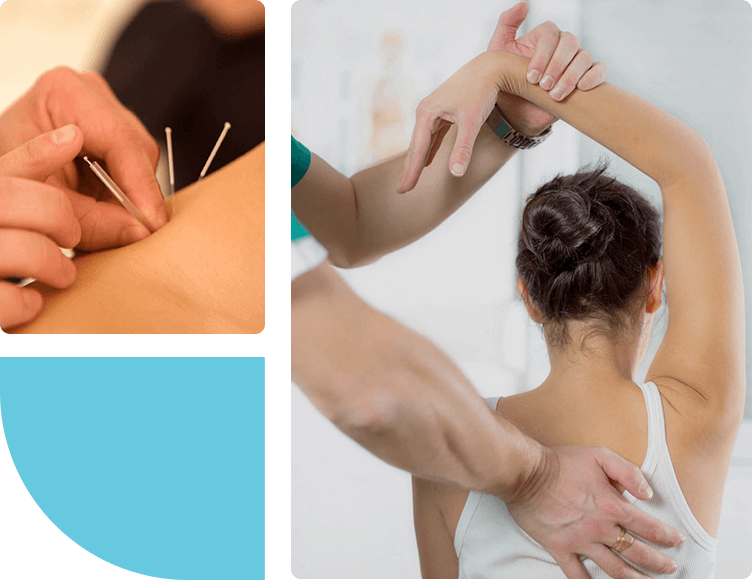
[83,156,156,233]
[84,122,231,231]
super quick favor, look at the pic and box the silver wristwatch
[485,104,552,149]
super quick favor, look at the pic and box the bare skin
[10,142,264,334]
[189,0,264,37]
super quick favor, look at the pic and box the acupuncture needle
[83,156,156,233]
[198,121,231,180]
[165,127,175,198]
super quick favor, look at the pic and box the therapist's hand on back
[508,446,684,578]
[398,1,607,192]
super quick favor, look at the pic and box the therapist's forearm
[343,123,516,266]
[341,329,544,500]
[292,263,544,498]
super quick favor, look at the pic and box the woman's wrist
[495,92,554,137]
[484,50,528,98]
[481,51,554,137]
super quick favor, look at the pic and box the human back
[10,142,265,333]
[490,368,732,536]
[436,383,733,578]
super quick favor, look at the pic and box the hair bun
[522,188,616,272]
[515,163,662,346]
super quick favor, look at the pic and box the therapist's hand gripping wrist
[397,1,606,193]
[488,1,606,137]
[0,66,166,250]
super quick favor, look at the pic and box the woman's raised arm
[491,51,713,186]
[491,50,745,416]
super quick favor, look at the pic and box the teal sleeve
[290,135,311,241]
[291,135,311,188]
[291,135,313,241]
[291,213,310,241]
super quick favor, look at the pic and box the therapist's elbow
[324,245,357,269]
[326,379,401,437]
[310,221,383,268]
[326,248,354,269]
[326,245,380,269]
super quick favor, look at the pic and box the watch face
[486,105,550,149]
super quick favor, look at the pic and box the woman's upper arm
[647,153,745,416]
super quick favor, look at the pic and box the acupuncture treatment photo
[291,0,752,578]
[0,0,264,333]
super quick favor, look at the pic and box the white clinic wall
[292,0,578,401]
[292,0,752,578]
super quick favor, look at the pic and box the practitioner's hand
[396,54,504,193]
[397,2,606,193]
[0,67,166,249]
[487,1,607,135]
[507,446,684,578]
[0,127,84,329]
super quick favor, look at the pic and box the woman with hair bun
[516,164,662,349]
[411,46,744,579]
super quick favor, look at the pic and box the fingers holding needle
[82,156,155,233]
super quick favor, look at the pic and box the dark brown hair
[516,163,661,346]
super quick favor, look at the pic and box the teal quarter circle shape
[0,357,264,580]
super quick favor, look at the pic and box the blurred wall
[0,0,148,112]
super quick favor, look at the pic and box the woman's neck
[539,337,639,394]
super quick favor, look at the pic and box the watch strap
[485,104,552,149]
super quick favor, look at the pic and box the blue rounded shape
[0,357,264,580]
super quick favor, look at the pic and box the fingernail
[679,532,686,544]
[640,482,653,499]
[527,69,541,84]
[151,206,168,230]
[51,125,77,145]
[451,163,465,177]
[540,75,554,90]
[71,219,82,247]
[669,560,678,573]
[550,85,564,101]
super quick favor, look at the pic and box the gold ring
[612,527,635,553]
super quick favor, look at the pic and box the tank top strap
[483,396,502,412]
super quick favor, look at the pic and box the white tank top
[454,382,717,578]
